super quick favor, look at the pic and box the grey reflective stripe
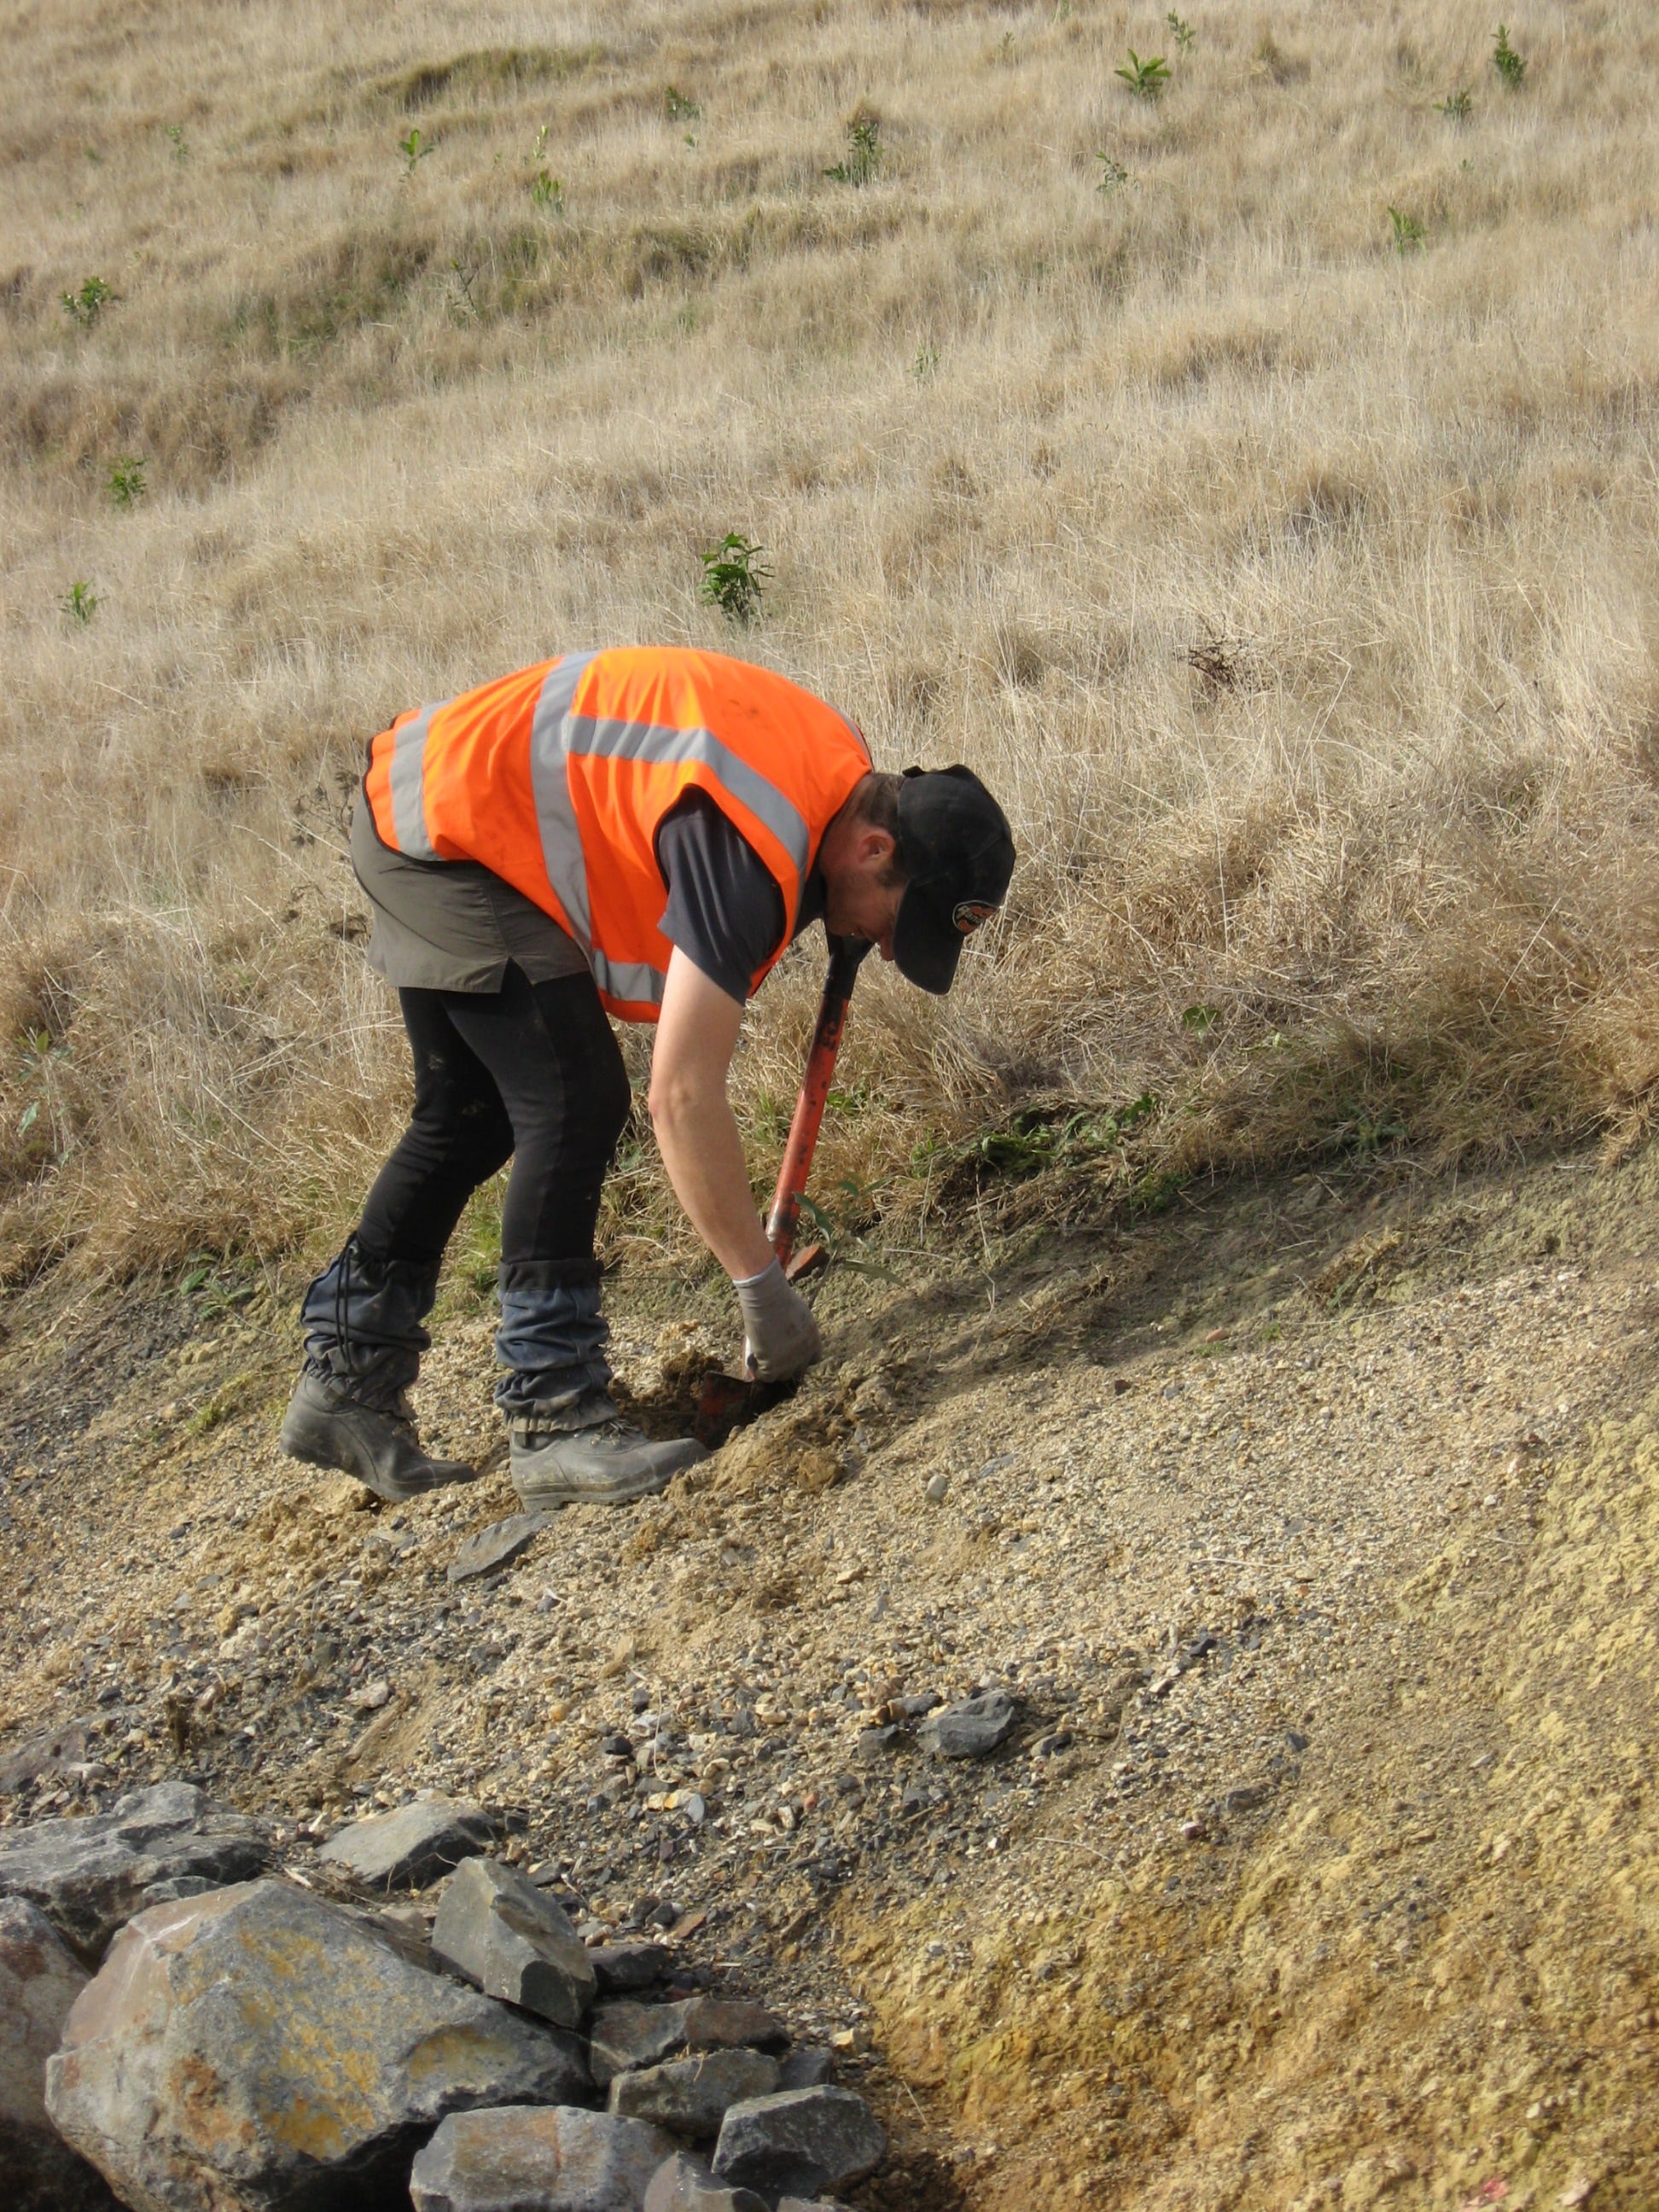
[388,704,442,860]
[591,952,667,1007]
[528,654,601,946]
[564,714,812,884]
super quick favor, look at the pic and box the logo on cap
[952,899,998,935]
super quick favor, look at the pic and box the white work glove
[734,1260,823,1382]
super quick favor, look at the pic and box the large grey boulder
[711,2088,885,2201]
[608,2050,780,2139]
[643,2152,768,2211]
[410,2104,677,2211]
[917,1691,1020,1759]
[0,1781,271,1963]
[589,2000,788,2087]
[432,1857,597,2029]
[0,1897,119,2210]
[44,1877,590,2212]
[317,1796,494,1889]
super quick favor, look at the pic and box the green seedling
[1181,1004,1220,1033]
[1115,49,1170,99]
[61,276,112,329]
[1435,84,1473,119]
[825,117,880,185]
[1388,204,1425,252]
[530,168,563,211]
[108,456,147,508]
[1096,153,1132,192]
[699,533,771,625]
[61,579,97,625]
[665,85,701,121]
[165,123,187,161]
[1166,11,1195,49]
[399,127,434,174]
[1492,23,1526,87]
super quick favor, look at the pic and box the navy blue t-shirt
[656,792,825,1004]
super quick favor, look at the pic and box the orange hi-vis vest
[363,646,872,1021]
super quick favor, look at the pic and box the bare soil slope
[3,1144,1656,2209]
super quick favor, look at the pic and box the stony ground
[3,1141,1657,2210]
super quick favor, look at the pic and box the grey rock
[777,2200,852,2211]
[410,2104,677,2211]
[918,1691,1021,1760]
[643,2150,770,2212]
[317,1794,493,1889]
[590,1942,672,1994]
[1222,1781,1272,1813]
[777,2047,835,2092]
[0,1715,102,1797]
[448,1513,555,1586]
[851,1726,905,1761]
[45,1877,589,2212]
[433,1856,598,2029]
[0,1897,119,2210]
[590,1999,787,2087]
[139,1874,222,1906]
[0,1780,272,1963]
[712,2088,886,2200]
[609,2049,781,2139]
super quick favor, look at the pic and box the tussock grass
[3,0,1659,1284]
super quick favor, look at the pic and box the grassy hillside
[4,0,1658,1283]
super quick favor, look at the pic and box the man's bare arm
[649,949,776,1280]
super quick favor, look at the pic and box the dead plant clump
[3,0,1659,1288]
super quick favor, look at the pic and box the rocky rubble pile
[0,1783,884,2211]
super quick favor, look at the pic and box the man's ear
[858,825,898,871]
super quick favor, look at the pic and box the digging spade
[694,934,871,1447]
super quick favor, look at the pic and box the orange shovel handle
[764,937,870,1268]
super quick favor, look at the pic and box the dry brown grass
[4,0,1659,1284]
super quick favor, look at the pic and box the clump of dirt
[2,1145,1657,2206]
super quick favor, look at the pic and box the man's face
[822,827,905,961]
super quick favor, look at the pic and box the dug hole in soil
[3,1142,1657,2211]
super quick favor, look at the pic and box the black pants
[355,964,632,1272]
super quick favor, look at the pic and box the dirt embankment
[2,1144,1657,2209]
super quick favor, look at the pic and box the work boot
[282,1236,474,1501]
[509,1410,704,1509]
[280,1370,478,1503]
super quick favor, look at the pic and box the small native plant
[700,533,771,625]
[108,457,148,508]
[1115,49,1171,99]
[1435,84,1473,119]
[1097,153,1132,193]
[664,86,700,122]
[825,117,880,186]
[913,341,939,380]
[61,276,112,329]
[398,128,434,175]
[61,579,97,625]
[165,123,187,162]
[1166,12,1195,50]
[1388,204,1426,253]
[529,169,562,211]
[1492,23,1526,88]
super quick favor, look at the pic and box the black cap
[892,765,1016,995]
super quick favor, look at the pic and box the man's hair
[848,771,906,887]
